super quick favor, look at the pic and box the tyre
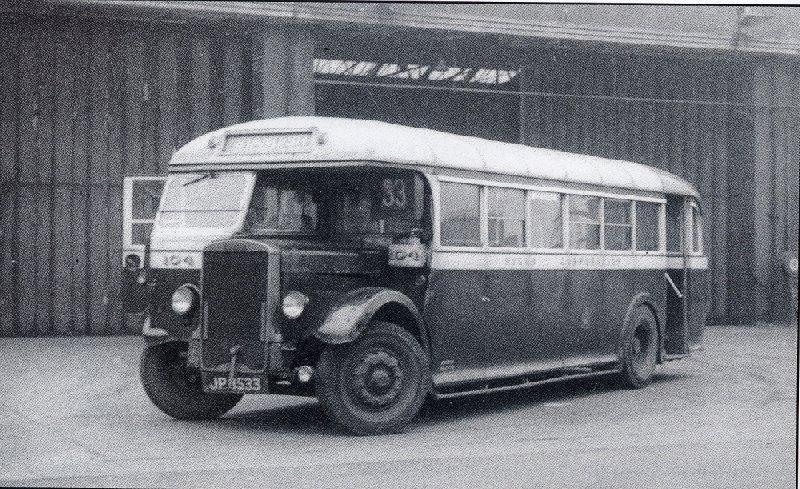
[314,321,430,435]
[140,342,242,420]
[618,305,659,389]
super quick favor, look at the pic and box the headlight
[282,291,309,319]
[171,284,198,315]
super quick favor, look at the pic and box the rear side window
[636,201,661,251]
[440,182,481,246]
[666,197,683,252]
[569,195,601,249]
[604,199,632,250]
[529,191,563,249]
[487,187,525,247]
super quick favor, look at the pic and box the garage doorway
[313,36,521,143]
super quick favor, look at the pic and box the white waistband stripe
[148,249,708,271]
[431,251,708,271]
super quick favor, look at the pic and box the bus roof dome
[170,116,699,198]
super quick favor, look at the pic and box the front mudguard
[313,287,425,347]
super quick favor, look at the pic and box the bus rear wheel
[619,305,659,389]
[140,342,242,420]
[314,322,430,435]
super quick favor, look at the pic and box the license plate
[205,376,262,392]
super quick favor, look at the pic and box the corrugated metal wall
[0,13,797,335]
[519,50,799,323]
[0,16,257,336]
[751,61,800,322]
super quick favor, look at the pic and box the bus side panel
[490,268,668,372]
[451,267,673,373]
[425,264,688,383]
[687,267,710,348]
[424,269,490,372]
[563,269,609,363]
[526,269,570,366]
[486,269,568,369]
[595,269,635,358]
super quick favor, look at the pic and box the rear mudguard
[313,287,426,348]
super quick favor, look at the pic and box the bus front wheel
[140,342,242,420]
[619,305,659,389]
[314,321,430,435]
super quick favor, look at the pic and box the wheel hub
[370,368,392,389]
[353,350,404,407]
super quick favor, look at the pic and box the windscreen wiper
[182,171,217,187]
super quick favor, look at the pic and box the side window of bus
[440,182,481,246]
[569,195,601,249]
[665,197,683,253]
[529,191,563,249]
[691,204,702,253]
[487,187,525,247]
[603,198,633,250]
[636,201,661,251]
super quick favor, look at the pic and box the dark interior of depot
[313,31,521,143]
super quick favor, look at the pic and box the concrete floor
[0,325,796,488]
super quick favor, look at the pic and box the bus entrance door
[663,196,688,357]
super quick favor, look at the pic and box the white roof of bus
[170,116,699,198]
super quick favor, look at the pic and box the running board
[432,368,621,400]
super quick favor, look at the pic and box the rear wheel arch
[619,293,664,363]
